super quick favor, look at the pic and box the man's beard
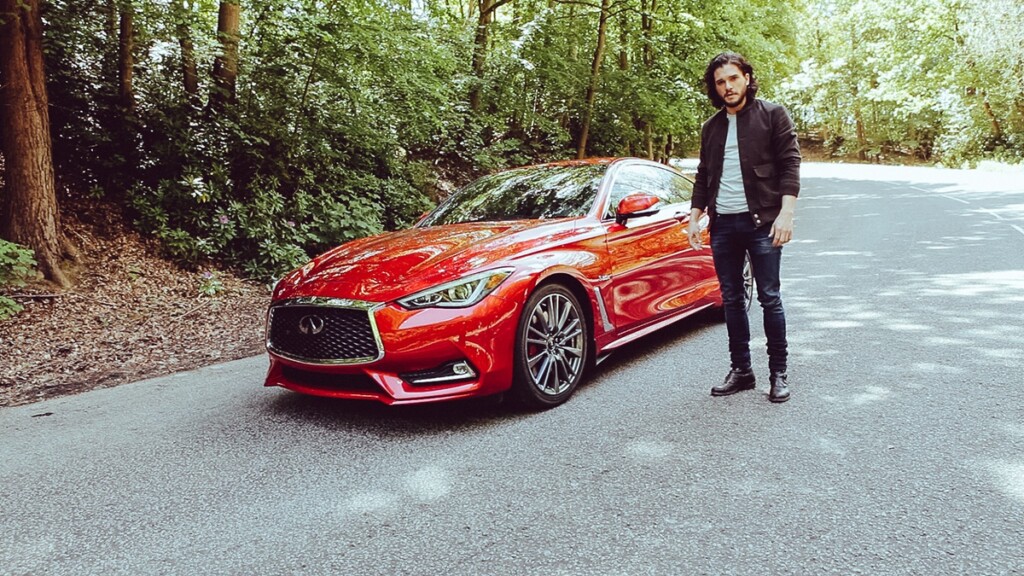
[724,90,746,108]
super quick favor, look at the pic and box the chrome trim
[402,361,477,385]
[601,302,715,352]
[593,286,614,331]
[409,373,477,384]
[272,296,380,310]
[266,297,386,365]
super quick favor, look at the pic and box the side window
[604,165,691,219]
[669,173,694,203]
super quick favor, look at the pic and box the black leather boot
[711,367,756,396]
[769,372,790,403]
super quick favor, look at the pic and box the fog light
[452,361,472,376]
[400,360,478,386]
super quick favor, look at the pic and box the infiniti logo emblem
[298,314,326,335]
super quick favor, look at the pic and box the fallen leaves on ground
[0,202,270,407]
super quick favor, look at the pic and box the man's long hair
[704,52,759,109]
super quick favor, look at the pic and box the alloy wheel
[742,252,754,312]
[523,290,585,397]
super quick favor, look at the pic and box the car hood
[276,220,580,302]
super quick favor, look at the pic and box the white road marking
[929,188,1022,237]
[980,207,1007,221]
[937,193,971,205]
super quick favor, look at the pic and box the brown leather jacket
[691,98,801,229]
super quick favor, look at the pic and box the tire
[511,283,590,409]
[741,251,753,312]
[711,251,753,320]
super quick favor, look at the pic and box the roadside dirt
[0,201,269,407]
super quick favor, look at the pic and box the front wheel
[511,283,590,409]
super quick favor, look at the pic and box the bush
[0,240,37,320]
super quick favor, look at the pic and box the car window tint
[420,164,607,226]
[604,164,691,219]
[670,173,694,202]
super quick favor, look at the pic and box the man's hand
[769,195,798,247]
[687,208,704,249]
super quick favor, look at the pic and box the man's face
[713,63,750,111]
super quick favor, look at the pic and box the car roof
[517,157,671,170]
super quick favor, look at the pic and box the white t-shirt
[716,113,748,214]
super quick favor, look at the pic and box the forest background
[1,0,1023,314]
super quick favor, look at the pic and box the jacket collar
[716,97,758,122]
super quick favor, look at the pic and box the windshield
[419,164,607,227]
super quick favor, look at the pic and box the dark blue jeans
[710,213,788,374]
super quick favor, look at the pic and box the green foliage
[0,240,37,321]
[0,240,36,285]
[780,0,1024,164]
[197,271,225,297]
[0,298,24,322]
[39,0,1016,287]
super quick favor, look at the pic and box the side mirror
[615,192,662,225]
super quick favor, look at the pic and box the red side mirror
[615,193,662,225]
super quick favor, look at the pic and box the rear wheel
[742,251,753,312]
[512,283,589,409]
[712,251,753,320]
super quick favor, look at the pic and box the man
[687,51,801,403]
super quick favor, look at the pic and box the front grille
[281,366,381,393]
[268,304,380,363]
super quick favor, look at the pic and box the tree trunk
[854,110,867,161]
[617,8,628,72]
[177,0,199,100]
[180,35,199,99]
[470,0,493,112]
[0,0,75,287]
[642,0,655,69]
[560,2,578,135]
[210,1,241,110]
[617,7,637,157]
[643,0,656,159]
[118,6,135,113]
[468,8,490,112]
[980,93,1002,140]
[644,123,653,160]
[468,0,513,112]
[576,0,611,159]
[852,82,867,161]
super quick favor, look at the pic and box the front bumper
[264,294,523,404]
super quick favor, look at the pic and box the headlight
[398,268,514,309]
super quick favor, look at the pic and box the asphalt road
[2,164,1022,576]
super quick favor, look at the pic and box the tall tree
[575,0,611,158]
[469,0,512,111]
[174,0,200,100]
[0,0,76,287]
[210,0,241,110]
[118,3,135,113]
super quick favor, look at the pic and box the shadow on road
[264,307,724,429]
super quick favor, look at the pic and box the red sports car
[265,158,751,408]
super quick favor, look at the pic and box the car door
[603,162,716,333]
